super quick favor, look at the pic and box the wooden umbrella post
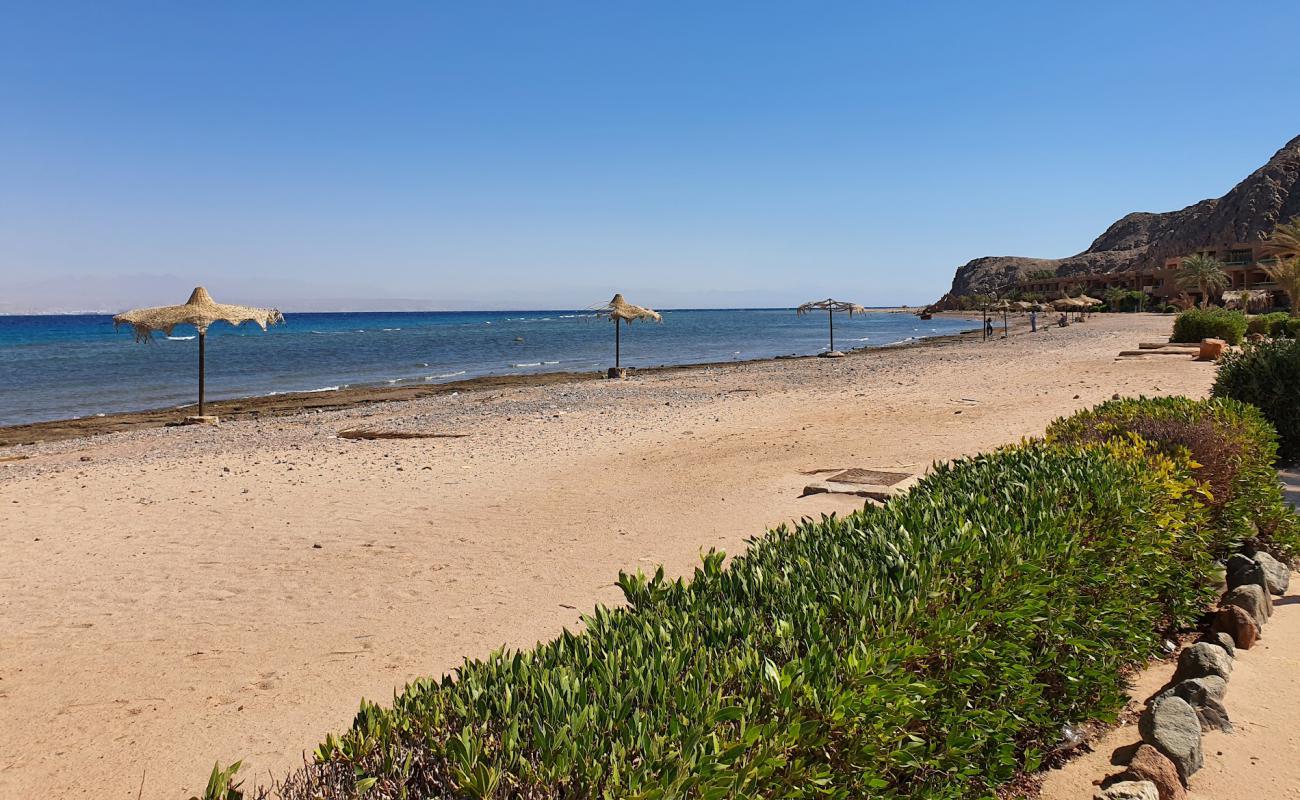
[828,305,834,352]
[198,331,205,417]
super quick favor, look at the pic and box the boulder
[1225,553,1268,594]
[1253,551,1291,596]
[1139,695,1203,782]
[1172,642,1232,683]
[1192,695,1233,733]
[1172,675,1228,705]
[1210,605,1259,650]
[1096,781,1160,800]
[1199,631,1235,659]
[1223,584,1271,628]
[1116,744,1186,800]
[1197,339,1227,361]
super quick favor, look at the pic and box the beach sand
[0,313,1232,798]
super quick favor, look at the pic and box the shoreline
[0,317,982,447]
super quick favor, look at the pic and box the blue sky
[2,1,1298,311]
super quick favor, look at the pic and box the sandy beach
[0,314,1237,797]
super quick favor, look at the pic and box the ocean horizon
[0,308,976,426]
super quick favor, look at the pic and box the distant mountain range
[937,134,1300,304]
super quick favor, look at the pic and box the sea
[0,309,976,427]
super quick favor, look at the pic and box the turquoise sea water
[0,309,975,426]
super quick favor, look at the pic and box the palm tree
[1103,286,1128,312]
[1263,217,1300,316]
[1264,257,1300,317]
[1261,217,1300,260]
[1176,254,1229,308]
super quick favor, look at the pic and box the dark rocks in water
[936,135,1300,303]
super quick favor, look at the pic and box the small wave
[425,371,467,380]
[512,362,542,368]
[382,328,401,332]
[542,360,559,365]
[166,335,196,341]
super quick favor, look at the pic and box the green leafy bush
[1246,311,1290,337]
[1047,396,1300,562]
[1171,307,1247,345]
[1214,337,1300,465]
[242,434,1248,800]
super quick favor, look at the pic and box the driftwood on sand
[337,429,471,440]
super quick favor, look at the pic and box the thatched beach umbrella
[796,298,867,353]
[595,293,661,375]
[113,287,284,419]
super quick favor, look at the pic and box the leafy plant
[1176,253,1229,307]
[1263,256,1300,318]
[225,415,1283,800]
[1247,311,1291,337]
[190,762,244,800]
[1047,395,1300,562]
[1171,307,1247,345]
[1214,337,1300,465]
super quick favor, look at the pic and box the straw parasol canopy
[1077,295,1104,307]
[796,298,866,353]
[1051,297,1085,310]
[113,287,283,419]
[594,293,661,374]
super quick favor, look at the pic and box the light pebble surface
[0,314,1226,798]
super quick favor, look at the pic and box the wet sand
[0,313,1228,798]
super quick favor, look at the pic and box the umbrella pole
[615,319,621,369]
[828,307,834,352]
[198,331,206,417]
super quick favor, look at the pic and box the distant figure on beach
[985,318,994,339]
[1058,313,1068,328]
[1029,310,1037,332]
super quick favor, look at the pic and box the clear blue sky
[2,1,1298,312]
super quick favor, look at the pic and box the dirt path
[0,314,1215,798]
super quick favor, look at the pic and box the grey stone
[1192,695,1233,733]
[1199,631,1235,658]
[1172,675,1228,705]
[1225,553,1268,594]
[1253,551,1291,596]
[1173,642,1232,683]
[1224,584,1271,628]
[1139,695,1204,782]
[1096,781,1160,800]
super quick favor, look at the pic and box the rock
[1192,695,1233,733]
[1225,553,1268,594]
[1223,584,1271,628]
[1116,744,1185,800]
[1199,631,1235,659]
[1173,642,1232,683]
[1172,675,1228,705]
[1197,339,1227,361]
[1210,605,1259,650]
[934,135,1300,304]
[1253,551,1291,596]
[1096,781,1160,800]
[1139,695,1204,782]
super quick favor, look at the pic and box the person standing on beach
[985,318,994,340]
[1030,309,1037,332]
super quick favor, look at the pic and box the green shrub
[1246,311,1290,337]
[1285,317,1300,338]
[1214,337,1300,465]
[1171,307,1247,345]
[243,435,1242,800]
[1047,396,1300,562]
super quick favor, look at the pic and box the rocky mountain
[935,135,1300,305]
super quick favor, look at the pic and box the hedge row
[210,399,1297,800]
[1215,338,1300,465]
[1171,308,1247,345]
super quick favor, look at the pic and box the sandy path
[0,314,1215,798]
[1037,574,1300,798]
